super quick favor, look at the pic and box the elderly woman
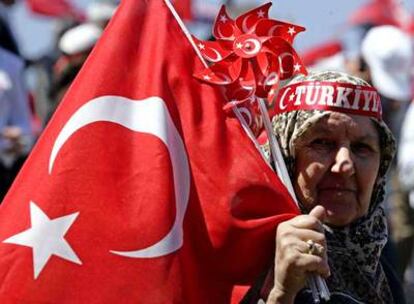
[242,71,404,304]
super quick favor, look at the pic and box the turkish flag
[0,0,298,303]
[26,0,85,21]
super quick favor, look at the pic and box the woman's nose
[331,146,355,176]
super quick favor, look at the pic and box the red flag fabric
[173,0,192,21]
[26,0,85,21]
[0,0,298,303]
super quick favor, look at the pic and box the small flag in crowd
[27,0,85,21]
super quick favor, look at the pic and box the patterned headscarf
[268,71,396,303]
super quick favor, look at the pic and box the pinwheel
[193,2,307,109]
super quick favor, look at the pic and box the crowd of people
[0,0,413,303]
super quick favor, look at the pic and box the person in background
[86,2,117,30]
[47,22,103,121]
[242,71,404,304]
[398,95,414,281]
[361,25,412,142]
[0,46,33,201]
[361,25,414,280]
[57,22,103,64]
[0,0,19,56]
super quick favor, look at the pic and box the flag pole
[163,0,208,69]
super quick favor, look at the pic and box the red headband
[274,81,382,119]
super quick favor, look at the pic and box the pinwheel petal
[267,82,281,106]
[192,35,233,63]
[256,52,271,77]
[226,56,244,81]
[264,37,308,79]
[213,5,236,40]
[255,19,306,43]
[235,2,272,33]
[225,80,255,102]
[224,95,263,136]
[238,61,256,89]
[256,72,279,99]
[194,67,233,86]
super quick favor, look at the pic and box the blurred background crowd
[0,0,414,299]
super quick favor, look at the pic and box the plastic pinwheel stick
[307,275,320,304]
[318,275,330,301]
[257,98,331,303]
[257,99,296,198]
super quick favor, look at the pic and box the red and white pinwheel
[194,2,307,108]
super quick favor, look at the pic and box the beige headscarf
[267,71,396,303]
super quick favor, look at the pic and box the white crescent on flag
[49,95,191,258]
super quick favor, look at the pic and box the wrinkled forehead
[299,112,380,142]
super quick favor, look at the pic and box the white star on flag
[219,14,227,23]
[289,93,296,101]
[288,27,296,36]
[293,63,301,72]
[236,42,243,49]
[198,43,205,50]
[3,201,82,279]
[257,10,265,18]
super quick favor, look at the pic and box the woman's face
[293,112,381,227]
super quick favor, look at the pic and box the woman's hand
[267,205,330,304]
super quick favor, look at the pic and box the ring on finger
[306,239,325,256]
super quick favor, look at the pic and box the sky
[8,0,414,60]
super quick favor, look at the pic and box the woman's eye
[351,142,374,154]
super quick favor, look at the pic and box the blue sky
[9,0,414,59]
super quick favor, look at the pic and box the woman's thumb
[309,205,327,223]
